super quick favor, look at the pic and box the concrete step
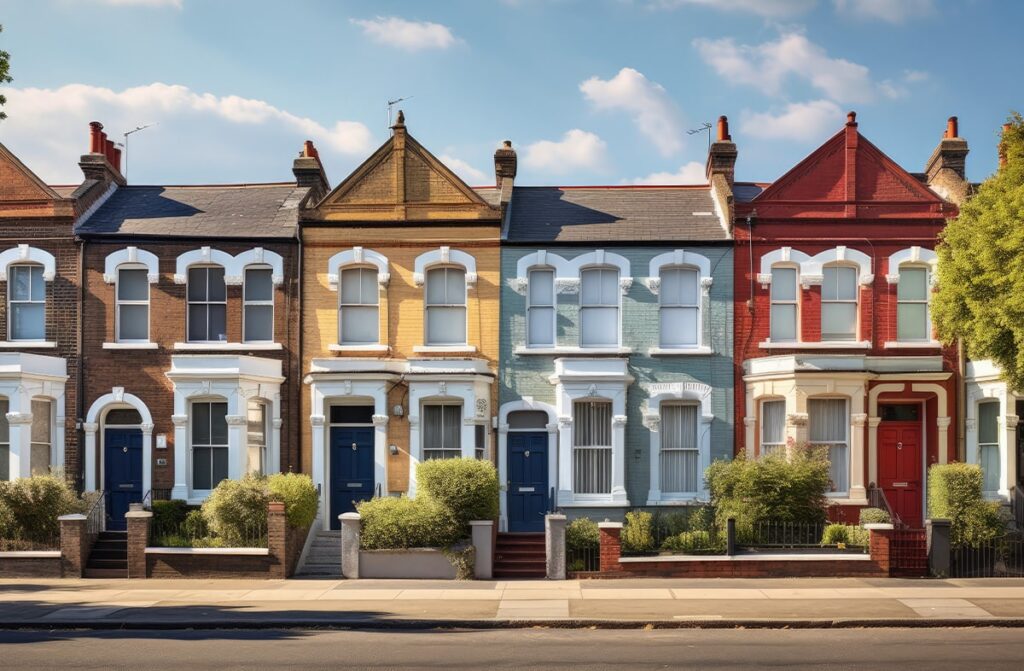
[83,567,128,579]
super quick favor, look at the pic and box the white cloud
[95,0,183,7]
[579,67,684,156]
[439,154,490,185]
[903,69,929,83]
[833,0,933,23]
[522,129,608,174]
[694,32,878,104]
[649,0,816,16]
[739,100,843,141]
[626,161,707,185]
[1,82,374,184]
[350,16,458,51]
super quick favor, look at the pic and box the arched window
[822,264,858,342]
[8,264,46,341]
[425,266,467,345]
[116,266,150,343]
[770,265,798,342]
[187,266,227,343]
[659,267,700,348]
[527,267,556,347]
[243,266,274,343]
[580,267,619,347]
[339,267,380,345]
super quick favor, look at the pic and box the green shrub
[651,511,690,537]
[416,458,499,531]
[267,473,318,529]
[565,518,599,551]
[0,499,15,540]
[661,530,725,554]
[705,450,830,532]
[151,499,188,532]
[357,496,461,550]
[927,463,1004,547]
[182,509,208,539]
[822,523,870,547]
[0,475,80,543]
[858,507,892,526]
[687,506,716,533]
[201,474,269,546]
[621,510,655,554]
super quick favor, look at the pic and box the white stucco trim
[83,388,155,503]
[497,398,559,532]
[757,246,873,287]
[412,246,478,286]
[0,245,57,281]
[646,249,712,289]
[885,246,938,285]
[0,353,68,482]
[757,247,812,286]
[165,356,283,502]
[326,247,390,290]
[566,249,631,278]
[513,250,572,287]
[103,247,160,284]
[643,382,713,504]
[173,247,284,286]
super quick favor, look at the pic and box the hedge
[357,496,461,550]
[0,475,85,544]
[927,463,1004,547]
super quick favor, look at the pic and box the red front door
[878,422,923,528]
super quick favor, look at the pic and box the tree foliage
[933,113,1024,389]
[0,25,11,120]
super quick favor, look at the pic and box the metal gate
[950,536,1024,578]
[890,528,928,577]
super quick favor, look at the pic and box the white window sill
[0,341,56,349]
[145,547,269,556]
[558,500,630,508]
[758,340,871,350]
[413,345,478,353]
[515,346,633,356]
[103,342,159,350]
[329,344,390,353]
[883,341,941,349]
[645,497,710,506]
[174,342,283,351]
[648,346,713,356]
[825,496,869,506]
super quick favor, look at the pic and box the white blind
[821,266,857,342]
[573,400,612,494]
[770,266,797,342]
[809,398,849,494]
[660,404,699,493]
[339,267,380,344]
[761,400,786,457]
[978,401,1001,492]
[424,404,462,460]
[897,266,930,341]
[426,267,467,345]
[660,268,699,347]
[580,268,618,347]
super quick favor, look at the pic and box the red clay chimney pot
[89,121,104,153]
[846,111,857,126]
[946,116,959,139]
[302,140,319,160]
[717,115,731,142]
[112,147,122,173]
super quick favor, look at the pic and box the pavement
[3,576,1024,629]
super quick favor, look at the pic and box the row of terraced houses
[0,110,1020,537]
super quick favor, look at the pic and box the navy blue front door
[508,432,549,532]
[330,427,375,530]
[104,429,143,531]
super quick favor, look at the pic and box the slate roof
[76,183,306,238]
[472,186,501,208]
[504,186,728,242]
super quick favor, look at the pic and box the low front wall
[608,554,886,579]
[359,549,457,579]
[145,548,278,579]
[0,552,64,578]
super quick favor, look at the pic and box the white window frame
[116,265,150,343]
[808,397,850,496]
[242,265,274,344]
[644,382,713,504]
[658,266,701,349]
[646,250,712,353]
[769,264,799,343]
[658,402,701,496]
[977,399,1001,494]
[579,266,621,348]
[189,398,230,494]
[7,264,46,342]
[572,398,614,495]
[895,264,931,343]
[186,265,227,343]
[29,397,52,477]
[246,399,269,476]
[424,265,468,346]
[526,266,556,348]
[0,396,8,482]
[338,266,381,346]
[821,263,859,342]
[422,402,463,461]
[760,399,786,457]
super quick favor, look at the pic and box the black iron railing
[950,535,1024,578]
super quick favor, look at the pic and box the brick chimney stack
[705,115,738,186]
[925,115,969,205]
[80,120,126,185]
[293,139,330,202]
[494,140,517,210]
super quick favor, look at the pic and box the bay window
[423,404,461,460]
[809,398,849,495]
[659,404,699,494]
[573,399,612,494]
[0,399,9,481]
[247,400,268,475]
[978,401,1000,493]
[30,399,51,476]
[191,401,228,490]
[760,400,786,457]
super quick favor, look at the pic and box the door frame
[84,391,154,502]
[877,400,927,527]
[498,401,558,532]
[507,430,551,533]
[326,402,378,530]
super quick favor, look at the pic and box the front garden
[0,474,99,551]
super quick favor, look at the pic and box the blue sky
[0,0,1018,187]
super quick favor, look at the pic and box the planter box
[359,548,457,579]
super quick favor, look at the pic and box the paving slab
[899,598,994,619]
[580,588,674,600]
[671,588,768,600]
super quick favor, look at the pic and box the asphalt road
[2,627,1023,670]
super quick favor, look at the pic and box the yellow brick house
[299,113,506,530]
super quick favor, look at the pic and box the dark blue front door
[330,427,375,530]
[104,429,143,531]
[508,432,549,532]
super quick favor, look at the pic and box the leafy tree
[933,113,1024,389]
[0,25,10,120]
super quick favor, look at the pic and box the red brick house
[730,113,970,527]
[75,126,317,527]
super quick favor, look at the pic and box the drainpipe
[76,235,86,492]
[294,220,303,474]
[957,337,966,462]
